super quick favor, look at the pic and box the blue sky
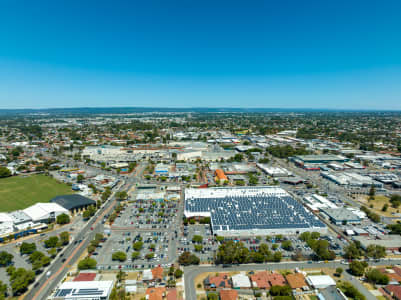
[0,0,401,109]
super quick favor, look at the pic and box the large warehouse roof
[185,187,326,235]
[23,203,68,222]
[50,194,96,210]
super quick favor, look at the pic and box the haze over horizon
[1,0,401,110]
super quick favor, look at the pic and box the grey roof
[321,208,360,222]
[50,194,95,210]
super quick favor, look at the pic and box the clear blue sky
[1,0,401,109]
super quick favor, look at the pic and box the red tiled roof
[146,287,166,300]
[73,273,96,281]
[250,271,271,289]
[207,273,231,289]
[167,288,177,300]
[220,289,238,300]
[267,272,287,286]
[385,285,401,300]
[286,273,307,289]
[152,266,164,280]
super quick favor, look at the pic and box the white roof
[306,275,336,287]
[143,269,153,281]
[231,274,251,288]
[55,280,113,299]
[23,203,68,221]
[0,213,13,223]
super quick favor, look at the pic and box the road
[28,162,150,299]
[26,163,148,299]
[184,258,401,300]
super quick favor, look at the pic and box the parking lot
[95,191,181,270]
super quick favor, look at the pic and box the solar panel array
[185,187,325,232]
[54,288,105,298]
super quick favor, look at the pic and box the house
[231,274,251,289]
[286,273,307,290]
[220,289,238,300]
[152,266,164,282]
[250,271,271,289]
[306,275,336,289]
[266,272,287,287]
[146,287,166,300]
[203,273,231,290]
[377,268,401,284]
[385,285,401,300]
[143,269,154,281]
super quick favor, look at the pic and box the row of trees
[360,206,380,223]
[215,241,282,264]
[266,145,310,159]
[299,232,335,261]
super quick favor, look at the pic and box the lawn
[0,174,74,212]
[357,195,399,218]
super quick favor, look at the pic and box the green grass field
[0,174,74,212]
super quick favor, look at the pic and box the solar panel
[185,187,325,234]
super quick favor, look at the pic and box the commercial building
[292,155,349,165]
[50,194,96,213]
[303,194,338,212]
[215,169,228,182]
[52,280,114,299]
[353,235,401,251]
[257,164,292,177]
[320,208,361,225]
[23,203,69,223]
[184,187,327,236]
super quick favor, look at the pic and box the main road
[27,162,147,300]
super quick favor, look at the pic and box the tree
[178,252,200,266]
[78,257,97,270]
[132,252,140,260]
[174,269,183,278]
[20,242,36,255]
[344,242,361,260]
[116,191,128,201]
[77,174,84,183]
[192,235,203,244]
[0,280,7,299]
[112,251,127,262]
[281,240,293,251]
[366,244,386,259]
[0,251,13,267]
[194,245,203,252]
[365,268,389,285]
[390,194,401,208]
[59,231,70,246]
[145,253,154,260]
[270,285,292,296]
[335,267,343,276]
[7,267,35,295]
[56,213,70,225]
[382,203,388,212]
[133,241,143,251]
[338,281,366,300]
[369,184,375,200]
[0,167,11,178]
[349,260,368,276]
[273,251,282,262]
[44,236,59,248]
